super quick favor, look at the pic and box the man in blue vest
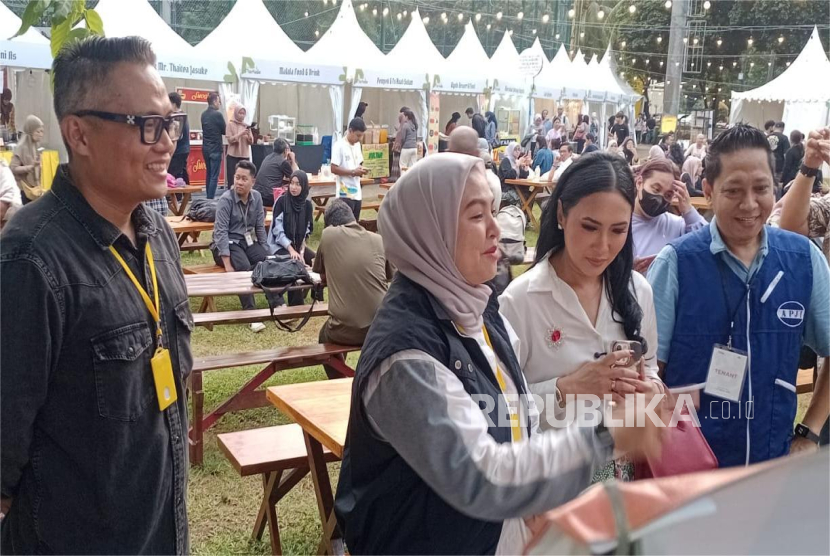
[648,124,830,468]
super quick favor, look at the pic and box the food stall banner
[0,40,51,70]
[431,73,489,95]
[175,87,216,104]
[353,69,427,91]
[242,58,344,86]
[533,84,562,101]
[154,53,227,82]
[361,143,389,179]
[492,78,530,97]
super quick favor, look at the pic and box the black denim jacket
[0,166,193,554]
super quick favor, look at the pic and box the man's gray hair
[52,36,157,120]
[324,199,356,227]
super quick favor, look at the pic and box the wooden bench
[194,303,329,328]
[183,263,224,275]
[218,424,338,555]
[189,343,359,466]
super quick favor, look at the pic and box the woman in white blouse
[500,152,663,481]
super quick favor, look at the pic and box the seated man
[582,132,599,154]
[648,124,830,467]
[252,138,297,207]
[313,199,392,378]
[211,160,269,332]
[547,142,574,184]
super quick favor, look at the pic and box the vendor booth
[1,2,61,178]
[488,32,530,139]
[433,20,490,134]
[197,0,337,174]
[730,27,830,136]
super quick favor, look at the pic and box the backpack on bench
[186,198,218,222]
[496,205,527,264]
[251,256,321,333]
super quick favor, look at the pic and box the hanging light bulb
[778,35,784,43]
[750,62,755,67]
[542,13,549,23]
[487,23,491,30]
[443,17,448,24]
[717,38,722,46]
[372,8,377,16]
[629,4,636,14]
[645,58,650,64]
[568,8,575,18]
[423,16,429,24]
[383,7,389,16]
[580,31,585,38]
[620,72,625,77]
[659,60,664,66]
[441,12,446,19]
[733,61,737,67]
[703,0,711,9]
[403,10,408,17]
[768,61,772,66]
[657,36,663,44]
[665,0,672,7]
[304,10,309,16]
[666,80,671,84]
[683,37,688,43]
[631,58,636,63]
[597,10,605,19]
[358,4,363,11]
[747,37,753,46]
[555,33,560,39]
[621,40,626,48]
[509,29,514,36]
[517,12,524,20]
[719,64,723,70]
[496,11,503,20]
[532,29,537,35]
[396,13,402,20]
[707,61,711,67]
[675,61,680,66]
[718,87,722,92]
[693,37,699,45]
[475,13,481,21]
[786,61,791,66]
[323,0,328,5]
[315,29,320,36]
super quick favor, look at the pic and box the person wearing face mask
[334,153,665,555]
[631,159,706,271]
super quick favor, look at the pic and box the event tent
[532,43,569,114]
[196,0,343,137]
[730,27,830,135]
[435,20,491,129]
[488,32,530,134]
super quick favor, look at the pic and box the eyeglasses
[72,110,187,145]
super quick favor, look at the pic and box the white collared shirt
[499,253,660,430]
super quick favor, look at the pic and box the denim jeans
[204,149,223,199]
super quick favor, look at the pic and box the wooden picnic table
[267,378,352,555]
[505,179,550,230]
[185,269,316,315]
[165,213,272,248]
[165,185,205,216]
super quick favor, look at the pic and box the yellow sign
[361,143,389,179]
[661,115,677,134]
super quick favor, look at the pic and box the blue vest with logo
[664,225,813,467]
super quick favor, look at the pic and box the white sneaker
[250,322,266,333]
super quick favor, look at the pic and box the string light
[496,11,503,20]
[441,12,446,19]
[665,0,672,7]
[486,23,491,30]
[778,36,784,43]
[382,7,388,15]
[719,64,723,70]
[357,4,363,11]
[304,10,308,16]
[475,13,481,21]
[747,37,754,46]
[657,36,663,44]
[733,61,737,66]
[517,12,523,20]
[750,62,755,67]
[717,38,722,46]
[621,40,626,48]
[372,7,377,16]
[645,58,650,64]
[315,29,320,36]
[509,29,514,36]
[693,37,699,45]
[703,1,711,9]
[457,12,464,21]
[568,8,575,18]
[768,61,772,66]
[786,61,791,66]
[403,10,407,17]
[597,10,605,19]
[659,61,664,67]
[423,16,429,24]
[555,33,560,39]
[396,13,402,20]
[683,37,688,43]
[629,4,636,14]
[542,13,549,23]
[580,31,585,38]
[707,61,711,67]
[532,29,537,35]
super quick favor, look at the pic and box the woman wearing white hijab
[334,153,663,555]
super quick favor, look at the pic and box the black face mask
[639,189,670,217]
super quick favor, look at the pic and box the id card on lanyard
[110,242,177,411]
[704,260,750,403]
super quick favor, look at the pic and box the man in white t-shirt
[331,117,369,220]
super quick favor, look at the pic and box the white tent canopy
[488,32,530,135]
[535,44,569,101]
[94,0,225,82]
[0,2,51,69]
[730,27,830,134]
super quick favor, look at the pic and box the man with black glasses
[1,36,193,554]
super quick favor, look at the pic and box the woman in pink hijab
[334,154,663,555]
[226,104,253,187]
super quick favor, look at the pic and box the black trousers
[212,242,269,310]
[273,246,316,306]
[168,152,190,184]
[226,155,247,187]
[341,198,362,221]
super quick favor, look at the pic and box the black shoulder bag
[251,256,323,333]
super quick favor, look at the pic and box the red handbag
[636,411,718,479]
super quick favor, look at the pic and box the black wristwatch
[794,423,820,444]
[799,164,820,178]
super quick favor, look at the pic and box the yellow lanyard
[109,242,162,346]
[481,326,522,443]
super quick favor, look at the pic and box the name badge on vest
[244,229,254,247]
[704,344,748,402]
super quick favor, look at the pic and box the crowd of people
[1,35,829,556]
